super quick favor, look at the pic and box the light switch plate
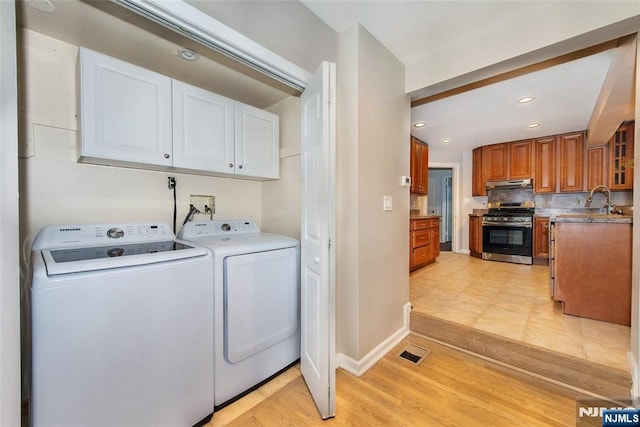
[401,176,411,186]
[383,195,392,211]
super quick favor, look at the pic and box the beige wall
[262,96,302,239]
[337,24,410,360]
[631,33,640,398]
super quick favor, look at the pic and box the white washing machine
[30,223,214,427]
[178,220,300,407]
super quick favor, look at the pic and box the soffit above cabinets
[16,0,297,109]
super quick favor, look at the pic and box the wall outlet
[190,195,215,219]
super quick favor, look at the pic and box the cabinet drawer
[412,245,431,265]
[412,219,431,231]
[412,230,431,248]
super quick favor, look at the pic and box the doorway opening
[427,168,453,252]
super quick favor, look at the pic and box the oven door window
[483,225,532,257]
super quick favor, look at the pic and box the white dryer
[179,220,300,407]
[30,223,214,427]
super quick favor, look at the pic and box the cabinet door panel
[172,80,235,173]
[472,147,486,196]
[533,216,550,259]
[235,103,279,179]
[559,133,584,192]
[79,48,172,166]
[586,146,607,190]
[534,137,556,193]
[509,140,533,179]
[410,137,428,194]
[609,123,634,190]
[486,143,508,180]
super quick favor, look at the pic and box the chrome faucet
[585,185,611,213]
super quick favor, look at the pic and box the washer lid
[40,240,208,275]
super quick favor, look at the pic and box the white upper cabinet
[234,103,279,179]
[172,80,235,173]
[78,48,173,167]
[78,48,280,180]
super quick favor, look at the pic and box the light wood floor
[210,334,596,426]
[411,252,630,371]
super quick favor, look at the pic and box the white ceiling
[302,0,628,153]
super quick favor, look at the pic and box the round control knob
[238,165,243,169]
[228,163,234,168]
[107,227,124,239]
[221,223,231,232]
[107,247,124,257]
[164,153,170,159]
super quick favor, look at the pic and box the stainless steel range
[482,179,534,265]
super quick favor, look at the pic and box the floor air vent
[398,344,430,365]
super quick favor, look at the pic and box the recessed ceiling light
[519,96,535,103]
[414,123,425,128]
[441,138,451,144]
[177,48,200,61]
[527,123,540,128]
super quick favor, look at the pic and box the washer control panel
[180,220,260,238]
[32,223,174,249]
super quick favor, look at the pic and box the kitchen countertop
[550,214,633,224]
[410,214,441,220]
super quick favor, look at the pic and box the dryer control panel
[180,220,260,238]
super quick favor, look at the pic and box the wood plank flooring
[216,334,596,426]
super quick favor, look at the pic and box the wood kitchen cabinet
[551,220,632,325]
[410,217,440,271]
[468,214,483,258]
[509,140,533,179]
[410,136,429,194]
[532,216,550,265]
[558,132,585,192]
[485,143,509,181]
[472,147,487,196]
[586,145,608,190]
[534,137,557,193]
[609,122,634,190]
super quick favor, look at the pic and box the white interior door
[300,61,336,419]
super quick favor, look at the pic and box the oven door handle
[482,221,532,228]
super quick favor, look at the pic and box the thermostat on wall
[401,176,411,187]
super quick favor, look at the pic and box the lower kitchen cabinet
[410,217,440,271]
[550,220,632,326]
[468,214,483,258]
[532,216,550,265]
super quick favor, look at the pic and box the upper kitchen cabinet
[472,140,533,195]
[558,132,585,192]
[534,137,557,193]
[78,48,173,167]
[471,147,487,196]
[586,145,608,190]
[78,47,280,180]
[609,122,634,190]
[509,140,533,179]
[485,143,508,181]
[411,136,428,195]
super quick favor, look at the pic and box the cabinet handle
[238,165,243,169]
[164,153,170,159]
[228,163,234,168]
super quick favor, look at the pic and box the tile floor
[410,252,630,371]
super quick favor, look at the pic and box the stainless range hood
[486,179,532,189]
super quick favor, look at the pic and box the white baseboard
[458,249,471,255]
[336,302,411,377]
[627,351,637,399]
